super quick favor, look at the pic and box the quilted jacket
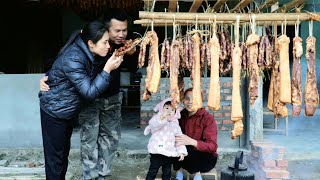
[39,35,111,120]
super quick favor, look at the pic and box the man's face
[109,19,128,45]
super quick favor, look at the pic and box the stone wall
[140,77,234,132]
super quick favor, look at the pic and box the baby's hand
[160,114,167,121]
[178,154,185,161]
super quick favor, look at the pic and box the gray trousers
[79,92,122,179]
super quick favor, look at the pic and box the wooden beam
[189,0,203,12]
[258,0,280,11]
[274,0,305,13]
[168,0,179,12]
[139,11,319,21]
[212,0,228,12]
[231,0,253,12]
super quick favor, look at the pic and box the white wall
[0,74,44,147]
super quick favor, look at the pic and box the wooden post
[231,0,254,12]
[189,0,203,12]
[212,0,228,12]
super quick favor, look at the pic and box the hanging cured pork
[208,33,220,111]
[138,31,161,101]
[245,33,260,106]
[231,46,243,139]
[170,40,181,109]
[304,36,319,116]
[291,36,303,116]
[191,33,202,111]
[277,35,291,104]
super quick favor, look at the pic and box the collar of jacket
[75,36,97,64]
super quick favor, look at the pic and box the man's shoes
[175,171,183,180]
[193,175,203,180]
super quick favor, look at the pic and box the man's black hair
[103,8,128,27]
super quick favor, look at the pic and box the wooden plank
[168,0,179,12]
[189,0,203,12]
[212,0,228,12]
[274,0,305,13]
[231,0,253,12]
[259,0,280,11]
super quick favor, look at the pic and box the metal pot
[221,151,254,180]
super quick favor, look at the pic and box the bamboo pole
[134,19,297,26]
[139,11,319,22]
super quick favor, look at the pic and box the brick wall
[247,140,290,179]
[140,77,233,131]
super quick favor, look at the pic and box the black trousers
[40,109,75,180]
[173,146,217,174]
[146,154,175,180]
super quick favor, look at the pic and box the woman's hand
[40,76,49,92]
[103,52,123,73]
[175,134,198,147]
[178,154,185,161]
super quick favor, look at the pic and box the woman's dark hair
[56,21,108,57]
[80,20,108,45]
[184,88,193,97]
[183,88,203,100]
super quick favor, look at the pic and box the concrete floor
[1,107,320,179]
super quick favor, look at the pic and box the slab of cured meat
[170,40,181,109]
[139,31,161,101]
[208,33,220,111]
[231,46,243,140]
[245,34,260,106]
[277,35,291,104]
[291,37,303,116]
[191,33,203,111]
[304,36,319,116]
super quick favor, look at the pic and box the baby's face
[163,104,175,117]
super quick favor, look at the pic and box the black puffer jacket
[39,36,111,120]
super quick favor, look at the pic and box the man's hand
[40,76,49,92]
[175,134,197,147]
[178,154,185,161]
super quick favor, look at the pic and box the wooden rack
[135,12,319,26]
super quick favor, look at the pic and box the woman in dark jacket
[38,20,123,180]
[174,88,218,180]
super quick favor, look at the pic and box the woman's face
[183,90,193,112]
[91,31,110,57]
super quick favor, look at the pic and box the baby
[144,98,188,180]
